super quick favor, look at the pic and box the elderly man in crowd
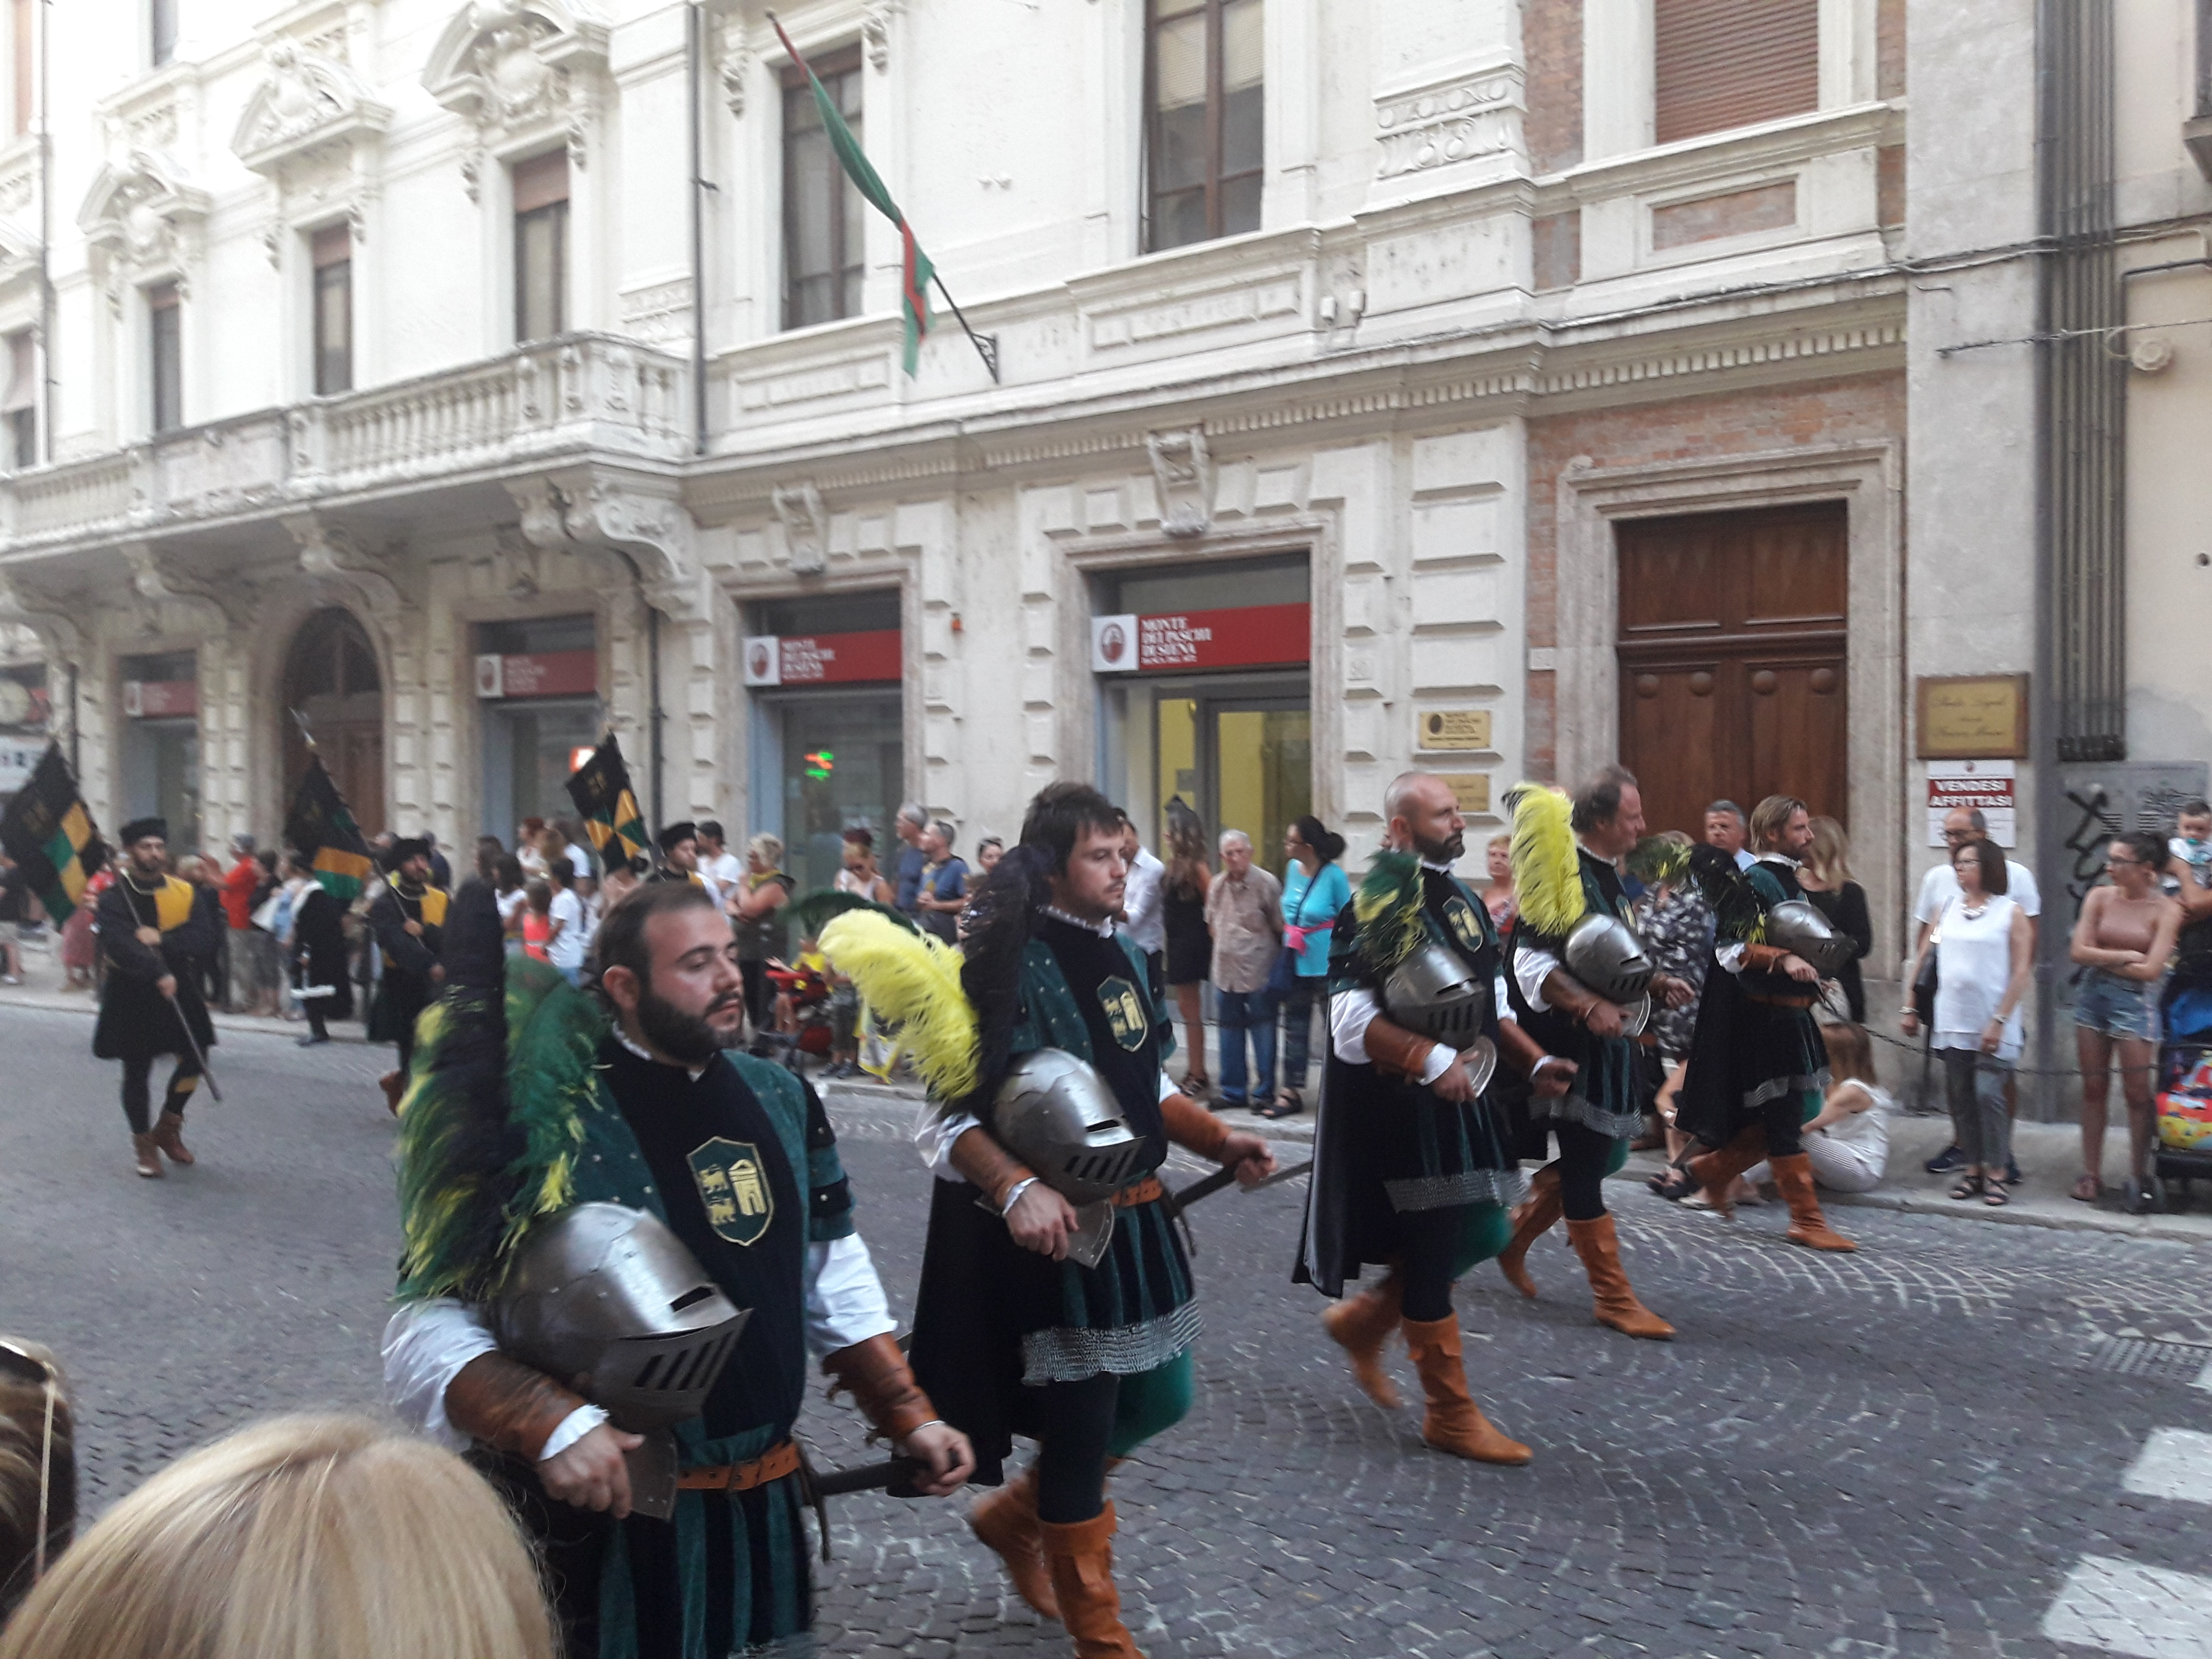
[1703,801,1755,872]
[1205,828,1283,1110]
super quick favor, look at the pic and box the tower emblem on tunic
[1097,976,1150,1052]
[687,1138,774,1246]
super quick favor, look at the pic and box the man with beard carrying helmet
[819,781,1274,1658]
[1295,771,1540,1464]
[380,879,974,1657]
[1491,769,1697,1338]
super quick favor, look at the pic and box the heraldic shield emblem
[1440,894,1487,958]
[686,1138,775,1247]
[1097,975,1150,1052]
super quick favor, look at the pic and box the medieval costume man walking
[1673,795,1857,1252]
[93,818,218,1180]
[832,781,1272,1657]
[1492,770,1693,1339]
[1297,771,1536,1464]
[382,880,973,1657]
[286,850,354,1046]
[367,836,447,1090]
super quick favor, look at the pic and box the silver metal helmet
[492,1203,750,1434]
[990,1048,1150,1206]
[1382,942,1492,1047]
[1562,913,1656,1006]
[1765,900,1854,979]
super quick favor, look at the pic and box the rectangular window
[150,0,176,68]
[1145,0,1264,253]
[781,48,866,331]
[512,150,569,344]
[12,0,31,137]
[3,330,33,468]
[311,223,353,395]
[1654,0,1818,146]
[147,281,182,434]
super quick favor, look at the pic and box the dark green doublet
[1504,850,1646,1144]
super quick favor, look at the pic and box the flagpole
[930,273,999,384]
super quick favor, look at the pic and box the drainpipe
[687,0,708,455]
[37,0,54,462]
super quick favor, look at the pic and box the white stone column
[1582,0,1655,161]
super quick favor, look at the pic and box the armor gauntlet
[821,1333,940,1444]
[948,1125,1040,1212]
[444,1352,591,1463]
[1359,1014,1440,1082]
[1159,1092,1230,1160]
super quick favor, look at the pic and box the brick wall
[1877,0,1906,99]
[1523,0,1583,175]
[1521,371,1907,775]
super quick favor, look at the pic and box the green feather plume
[1352,851,1428,976]
[1624,834,1694,886]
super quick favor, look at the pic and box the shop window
[1654,0,1818,146]
[513,150,569,344]
[751,590,901,639]
[1145,0,1264,252]
[147,281,182,435]
[4,331,33,469]
[782,47,866,331]
[312,223,353,396]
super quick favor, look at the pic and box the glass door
[1152,692,1310,880]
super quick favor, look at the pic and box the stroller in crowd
[2150,976,2212,1210]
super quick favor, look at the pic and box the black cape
[91,873,218,1062]
[291,883,354,1019]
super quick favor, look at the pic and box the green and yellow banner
[0,743,107,924]
[566,732,649,871]
[284,754,375,902]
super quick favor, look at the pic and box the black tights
[121,1055,200,1135]
[1033,1372,1118,1525]
[1755,1097,1805,1160]
[1557,1120,1619,1223]
[1394,1206,1468,1322]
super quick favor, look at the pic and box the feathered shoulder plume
[395,879,604,1302]
[1683,842,1770,944]
[948,843,1054,1120]
[1508,782,1586,937]
[817,909,978,1101]
[1352,851,1427,977]
[1624,834,1695,887]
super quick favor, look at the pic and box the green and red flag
[284,754,375,903]
[770,12,935,376]
[565,733,651,872]
[0,743,106,924]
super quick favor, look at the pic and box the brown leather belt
[675,1440,801,1493]
[1114,1177,1165,1207]
[1745,990,1818,1010]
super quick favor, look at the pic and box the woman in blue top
[1267,815,1351,1118]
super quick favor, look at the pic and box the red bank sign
[742,630,903,687]
[122,679,199,719]
[1090,603,1309,675]
[474,649,599,700]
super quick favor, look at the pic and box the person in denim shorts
[2068,831,2183,1212]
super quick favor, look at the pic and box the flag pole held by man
[565,732,651,875]
[0,743,106,926]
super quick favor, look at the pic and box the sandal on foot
[1649,1171,1697,1201]
[2070,1174,2101,1204]
[1949,1175,1984,1201]
[1982,1179,2010,1207]
[1257,1089,1304,1120]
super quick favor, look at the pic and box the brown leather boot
[1497,1162,1563,1298]
[152,1110,195,1166]
[1772,1153,1857,1252]
[1565,1213,1674,1339]
[131,1133,163,1179]
[1039,1504,1141,1658]
[1320,1270,1403,1408]
[1686,1125,1768,1217]
[969,1462,1059,1621]
[379,1070,406,1116]
[1400,1316,1532,1465]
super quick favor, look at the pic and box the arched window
[282,608,384,835]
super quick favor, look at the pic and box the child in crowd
[520,881,553,962]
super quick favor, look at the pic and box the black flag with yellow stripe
[0,743,107,924]
[565,731,649,871]
[283,754,375,903]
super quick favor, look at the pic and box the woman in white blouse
[1901,839,2032,1205]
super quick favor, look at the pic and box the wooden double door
[1616,502,1847,842]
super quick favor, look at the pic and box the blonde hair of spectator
[1748,794,1810,852]
[749,832,784,865]
[0,1414,555,1659]
[1803,816,1854,886]
[1820,1021,1878,1088]
[0,1337,73,1619]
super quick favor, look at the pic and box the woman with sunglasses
[2068,831,2182,1212]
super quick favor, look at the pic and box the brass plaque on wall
[1417,709,1492,751]
[1916,675,2029,760]
[1438,773,1492,816]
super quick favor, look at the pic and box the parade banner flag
[769,12,933,375]
[283,755,375,903]
[566,733,650,871]
[0,743,106,924]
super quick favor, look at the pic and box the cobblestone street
[5,1000,2211,1658]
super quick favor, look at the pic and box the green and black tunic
[1504,848,1646,1145]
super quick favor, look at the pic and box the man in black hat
[368,835,449,1096]
[649,821,706,887]
[93,818,219,1180]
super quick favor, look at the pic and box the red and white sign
[742,630,902,688]
[475,649,597,700]
[1927,760,2018,848]
[122,678,198,719]
[1091,603,1310,675]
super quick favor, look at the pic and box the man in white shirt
[696,819,743,906]
[1117,814,1168,990]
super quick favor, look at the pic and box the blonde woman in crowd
[0,1338,73,1624]
[1795,816,1874,1023]
[0,1414,554,1659]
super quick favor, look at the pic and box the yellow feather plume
[818,910,980,1101]
[1509,782,1587,937]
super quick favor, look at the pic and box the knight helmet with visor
[989,1047,1150,1205]
[1763,899,1854,980]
